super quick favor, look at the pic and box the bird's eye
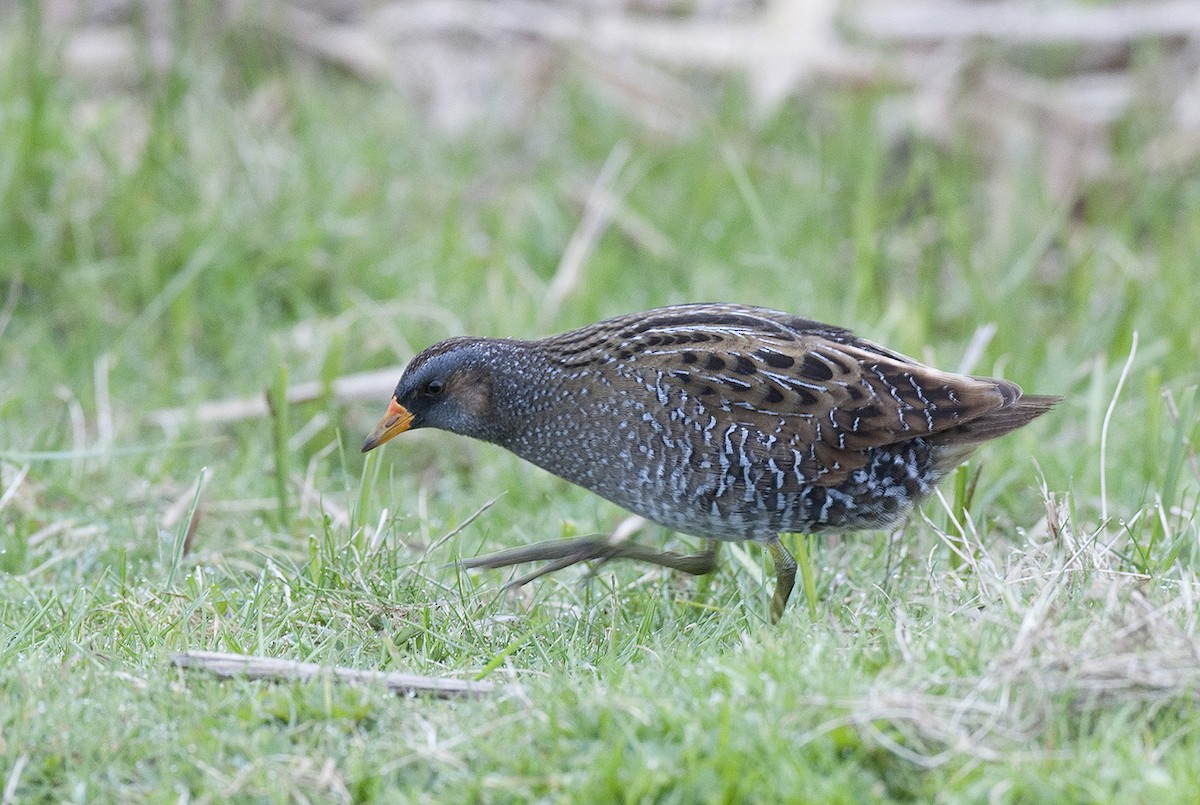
[424,380,444,397]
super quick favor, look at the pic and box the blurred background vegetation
[1,0,1199,801]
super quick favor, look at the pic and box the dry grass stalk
[543,141,632,318]
[171,650,496,697]
[856,0,1200,45]
[149,367,399,429]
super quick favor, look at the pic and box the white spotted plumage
[376,303,1059,543]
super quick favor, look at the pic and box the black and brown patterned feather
[534,305,1048,488]
[363,303,1060,620]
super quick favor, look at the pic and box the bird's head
[361,338,503,452]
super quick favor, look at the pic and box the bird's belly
[510,410,938,540]
[581,451,929,541]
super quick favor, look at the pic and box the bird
[362,303,1059,621]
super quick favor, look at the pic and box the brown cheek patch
[448,371,492,419]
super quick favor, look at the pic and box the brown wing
[545,303,1032,487]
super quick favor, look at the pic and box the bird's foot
[462,536,720,590]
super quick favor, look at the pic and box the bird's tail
[931,393,1062,445]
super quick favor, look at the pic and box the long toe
[460,537,612,570]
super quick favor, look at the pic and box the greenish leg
[463,536,721,590]
[765,537,797,624]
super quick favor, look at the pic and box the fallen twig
[171,650,495,697]
[149,367,400,429]
[855,0,1200,45]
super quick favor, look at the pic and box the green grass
[3,9,1200,803]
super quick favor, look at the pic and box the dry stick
[2,754,27,805]
[0,464,29,515]
[149,367,400,428]
[363,0,869,122]
[955,323,997,376]
[855,0,1200,45]
[171,651,495,697]
[566,183,677,261]
[284,4,393,79]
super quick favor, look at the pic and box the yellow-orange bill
[361,397,414,452]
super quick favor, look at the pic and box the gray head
[361,337,512,451]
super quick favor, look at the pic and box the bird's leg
[765,536,797,624]
[462,536,721,590]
